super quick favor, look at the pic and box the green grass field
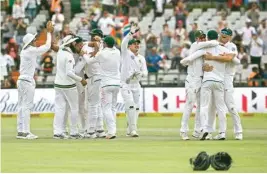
[1,116,267,173]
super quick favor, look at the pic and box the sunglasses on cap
[221,30,231,36]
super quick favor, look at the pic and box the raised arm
[33,21,54,54]
[121,23,140,57]
[121,32,133,57]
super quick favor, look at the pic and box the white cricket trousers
[76,82,87,133]
[180,76,202,133]
[62,83,87,133]
[208,75,243,133]
[101,85,120,135]
[17,79,35,133]
[200,81,227,133]
[53,87,79,135]
[121,83,141,134]
[87,78,104,133]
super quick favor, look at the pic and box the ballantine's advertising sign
[0,89,140,114]
[1,88,267,114]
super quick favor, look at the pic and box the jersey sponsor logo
[68,60,72,63]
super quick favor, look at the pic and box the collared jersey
[19,33,51,81]
[55,47,82,87]
[120,33,141,82]
[224,42,239,76]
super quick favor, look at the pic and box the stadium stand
[1,0,267,88]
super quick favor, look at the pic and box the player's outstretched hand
[46,21,54,33]
[80,79,87,86]
[130,23,140,35]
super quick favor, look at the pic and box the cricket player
[51,35,87,136]
[121,23,146,137]
[53,35,87,139]
[81,36,121,139]
[181,30,233,140]
[179,30,219,140]
[16,21,53,139]
[205,28,243,140]
[75,29,106,138]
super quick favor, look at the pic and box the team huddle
[16,21,146,140]
[15,21,243,141]
[180,29,243,141]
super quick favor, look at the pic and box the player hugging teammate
[180,28,243,141]
[16,22,144,140]
[16,20,242,141]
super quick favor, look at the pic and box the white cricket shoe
[69,134,84,139]
[129,130,139,137]
[213,132,226,140]
[192,131,201,139]
[205,133,213,140]
[235,133,243,140]
[96,130,106,138]
[180,132,189,140]
[106,134,116,139]
[16,132,26,139]
[25,132,38,139]
[84,132,97,139]
[53,134,69,139]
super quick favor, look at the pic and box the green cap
[89,29,103,38]
[103,36,115,47]
[207,30,219,40]
[194,30,206,39]
[128,38,141,45]
[75,36,83,43]
[221,28,233,36]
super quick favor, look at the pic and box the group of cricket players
[16,21,147,140]
[180,28,243,141]
[16,20,243,141]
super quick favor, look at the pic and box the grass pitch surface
[1,116,267,173]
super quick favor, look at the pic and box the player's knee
[125,101,135,110]
[135,104,140,110]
